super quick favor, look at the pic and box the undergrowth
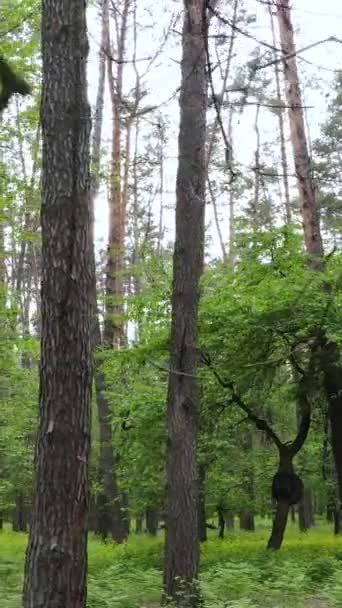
[1,522,342,607]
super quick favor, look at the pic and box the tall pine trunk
[163,1,207,605]
[23,1,93,606]
[91,0,127,543]
[276,0,342,508]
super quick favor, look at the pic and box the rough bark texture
[276,0,342,508]
[163,1,207,605]
[23,2,93,606]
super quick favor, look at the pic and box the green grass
[1,521,342,607]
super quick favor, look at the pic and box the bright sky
[87,0,342,258]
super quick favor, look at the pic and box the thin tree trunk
[276,0,323,261]
[225,510,234,530]
[105,0,130,349]
[198,464,207,543]
[268,5,291,223]
[217,505,225,539]
[135,513,143,534]
[12,493,28,532]
[276,0,342,507]
[23,1,93,606]
[252,103,261,225]
[163,2,207,605]
[298,486,314,531]
[91,0,127,543]
[206,0,238,264]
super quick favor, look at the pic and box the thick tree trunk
[146,506,159,536]
[23,2,93,606]
[163,2,207,605]
[267,500,290,550]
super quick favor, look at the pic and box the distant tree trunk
[268,5,291,223]
[298,487,314,531]
[239,511,255,532]
[23,1,94,606]
[225,510,234,530]
[163,1,207,605]
[135,514,143,534]
[240,431,255,532]
[105,0,130,349]
[198,464,207,543]
[276,0,342,508]
[217,505,225,539]
[12,493,28,532]
[91,0,127,544]
[146,506,159,536]
[334,507,342,535]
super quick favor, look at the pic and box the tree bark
[267,499,290,550]
[225,510,234,530]
[268,5,291,223]
[239,511,255,532]
[198,464,207,543]
[104,0,130,349]
[23,1,93,607]
[298,486,314,531]
[91,0,127,544]
[135,513,143,534]
[276,0,342,508]
[12,493,28,532]
[163,2,207,605]
[146,506,159,536]
[217,504,225,539]
[276,0,323,260]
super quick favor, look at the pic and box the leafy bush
[305,556,336,584]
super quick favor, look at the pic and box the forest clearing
[1,0,342,607]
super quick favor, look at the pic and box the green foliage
[1,526,342,607]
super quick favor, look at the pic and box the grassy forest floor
[1,521,342,607]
